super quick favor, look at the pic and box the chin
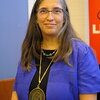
[44,31,57,36]
[43,29,59,35]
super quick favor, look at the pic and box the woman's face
[37,0,64,37]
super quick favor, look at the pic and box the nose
[46,12,54,21]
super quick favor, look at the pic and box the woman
[11,0,100,100]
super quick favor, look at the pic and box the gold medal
[29,86,45,100]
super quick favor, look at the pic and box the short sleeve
[77,46,100,94]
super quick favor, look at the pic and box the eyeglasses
[37,8,64,18]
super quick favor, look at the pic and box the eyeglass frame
[37,7,65,18]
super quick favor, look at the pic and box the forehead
[38,0,62,9]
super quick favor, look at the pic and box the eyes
[37,8,63,15]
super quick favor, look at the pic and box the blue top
[14,39,100,100]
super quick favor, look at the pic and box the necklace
[41,49,57,57]
[29,50,57,100]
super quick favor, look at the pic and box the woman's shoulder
[16,60,25,73]
[71,38,99,67]
[71,38,91,54]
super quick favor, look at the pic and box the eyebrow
[39,7,63,10]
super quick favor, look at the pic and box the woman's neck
[41,36,59,50]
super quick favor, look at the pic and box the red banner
[89,0,100,64]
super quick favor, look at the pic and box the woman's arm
[11,91,18,100]
[80,93,97,100]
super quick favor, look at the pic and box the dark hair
[21,0,79,71]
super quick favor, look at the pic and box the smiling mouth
[44,24,56,27]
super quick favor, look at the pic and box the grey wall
[0,0,28,80]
